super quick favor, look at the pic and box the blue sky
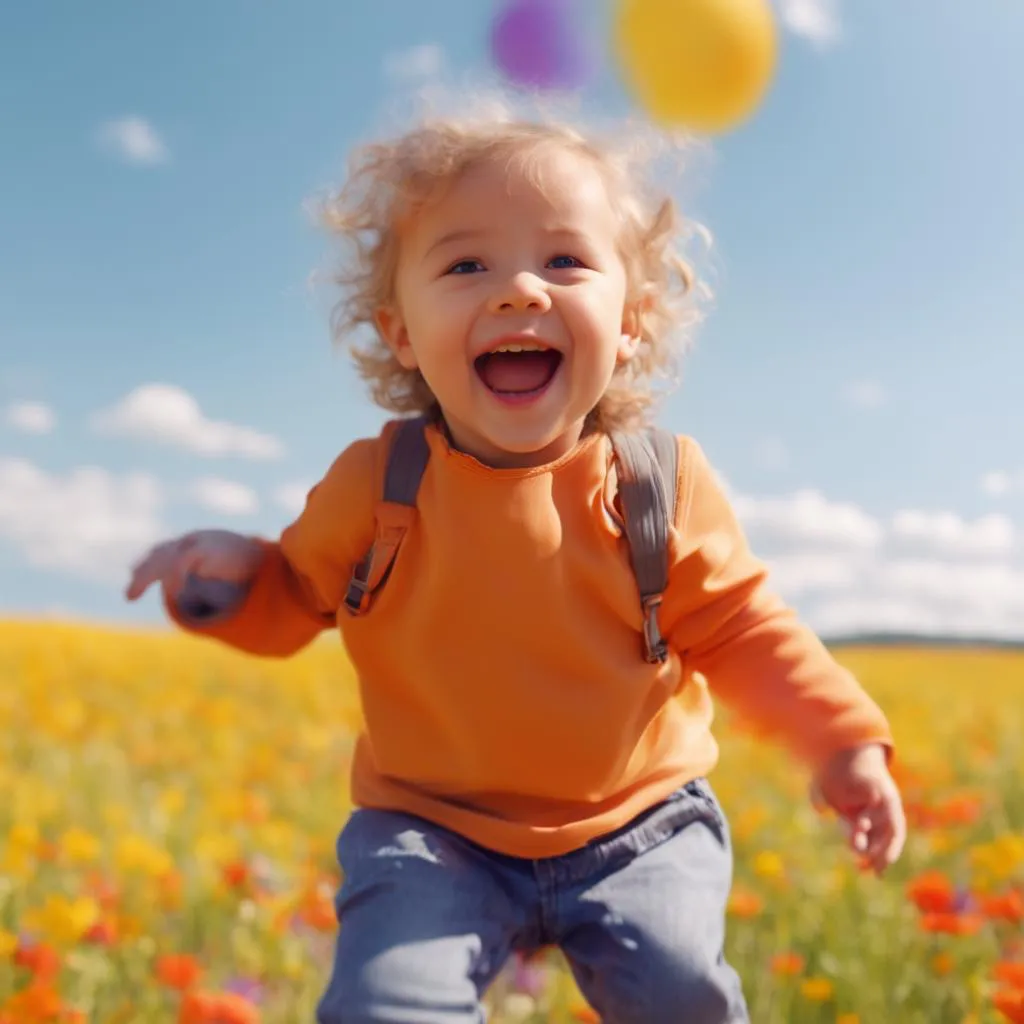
[1,0,1022,637]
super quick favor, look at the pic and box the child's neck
[436,412,594,470]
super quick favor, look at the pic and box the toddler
[127,115,905,1024]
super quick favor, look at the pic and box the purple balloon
[490,0,598,91]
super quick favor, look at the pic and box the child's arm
[130,438,378,658]
[660,438,894,767]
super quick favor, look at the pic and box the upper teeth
[491,343,547,354]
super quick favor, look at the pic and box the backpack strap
[610,428,680,664]
[343,418,681,668]
[343,416,431,615]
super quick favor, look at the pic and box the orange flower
[83,917,118,945]
[727,887,764,918]
[13,941,62,981]
[178,991,260,1024]
[995,962,1024,989]
[919,912,985,936]
[935,794,984,826]
[770,951,805,976]
[906,870,957,914]
[222,861,250,891]
[931,952,956,976]
[983,891,1024,924]
[994,988,1024,1024]
[0,979,74,1020]
[907,795,985,829]
[295,889,336,932]
[156,953,203,991]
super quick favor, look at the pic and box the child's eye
[548,255,585,270]
[446,259,485,275]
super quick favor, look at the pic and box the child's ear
[375,307,418,370]
[618,292,650,364]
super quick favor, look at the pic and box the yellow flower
[0,929,18,957]
[194,831,240,866]
[800,977,834,1001]
[59,826,100,864]
[115,834,174,877]
[22,894,99,946]
[970,835,1024,881]
[836,1015,860,1024]
[8,822,40,849]
[753,850,785,881]
[157,786,186,819]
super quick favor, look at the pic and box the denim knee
[316,809,534,1024]
[316,935,488,1024]
[554,780,748,1024]
[629,964,739,1024]
[579,942,744,1024]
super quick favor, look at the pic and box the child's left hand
[810,743,906,876]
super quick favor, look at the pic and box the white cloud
[890,509,1014,557]
[762,552,864,596]
[810,596,989,641]
[0,457,163,582]
[813,574,1024,640]
[5,401,55,435]
[91,384,285,460]
[981,471,1013,497]
[734,489,883,550]
[843,379,886,409]
[875,559,1024,609]
[273,481,311,517]
[383,43,445,81]
[778,0,841,47]
[190,477,259,517]
[981,470,1024,497]
[97,116,168,165]
[730,477,1023,640]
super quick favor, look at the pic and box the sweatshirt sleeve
[163,435,380,658]
[658,437,893,767]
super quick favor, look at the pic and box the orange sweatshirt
[167,420,892,858]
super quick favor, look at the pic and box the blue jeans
[316,779,748,1024]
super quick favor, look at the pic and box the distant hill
[823,632,1024,650]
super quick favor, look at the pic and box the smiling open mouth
[474,346,563,398]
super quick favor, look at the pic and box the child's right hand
[125,530,264,603]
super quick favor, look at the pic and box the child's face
[377,146,641,468]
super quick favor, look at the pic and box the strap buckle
[641,594,668,664]
[343,557,371,615]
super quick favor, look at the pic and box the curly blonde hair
[318,108,708,433]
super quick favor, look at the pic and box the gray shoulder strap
[383,415,432,505]
[610,428,680,664]
[343,415,431,615]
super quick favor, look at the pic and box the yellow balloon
[615,0,778,133]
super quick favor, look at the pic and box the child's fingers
[125,535,200,602]
[864,817,894,872]
[873,790,908,870]
[842,814,871,854]
[125,542,176,601]
[855,799,906,875]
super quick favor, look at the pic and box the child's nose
[489,272,552,314]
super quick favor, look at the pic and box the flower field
[1,621,1022,1023]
